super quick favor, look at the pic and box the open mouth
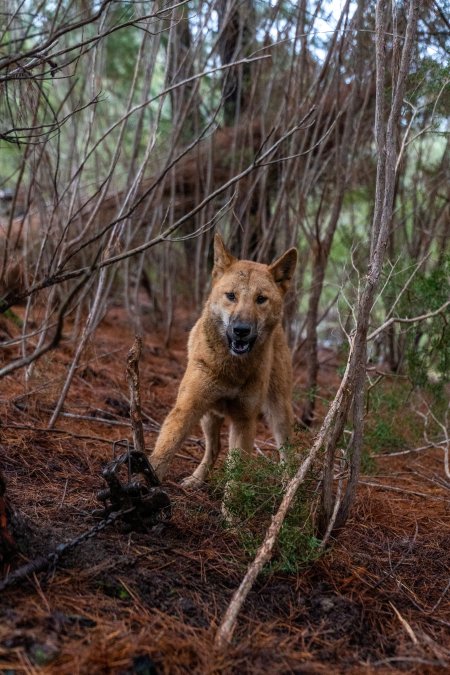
[227,337,256,356]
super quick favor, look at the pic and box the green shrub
[214,448,320,574]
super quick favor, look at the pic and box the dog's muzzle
[226,321,257,356]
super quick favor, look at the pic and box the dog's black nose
[232,323,252,338]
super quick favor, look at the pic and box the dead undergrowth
[0,307,449,674]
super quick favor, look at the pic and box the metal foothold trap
[95,450,171,527]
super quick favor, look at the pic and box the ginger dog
[150,233,298,485]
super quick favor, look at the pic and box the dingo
[150,233,297,485]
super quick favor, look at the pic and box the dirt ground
[0,306,449,674]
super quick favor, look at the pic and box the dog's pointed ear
[212,233,236,281]
[269,247,298,293]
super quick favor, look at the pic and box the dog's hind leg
[228,415,257,455]
[181,412,223,488]
[221,414,258,523]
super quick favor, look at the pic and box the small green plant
[214,447,320,574]
[361,379,412,471]
[2,308,22,327]
[97,579,131,601]
[369,384,407,413]
[362,376,431,470]
[366,419,405,454]
[361,417,404,473]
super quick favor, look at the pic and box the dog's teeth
[232,340,249,354]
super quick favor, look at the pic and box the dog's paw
[180,474,204,490]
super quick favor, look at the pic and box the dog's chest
[211,385,265,417]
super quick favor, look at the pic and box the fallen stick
[359,480,447,500]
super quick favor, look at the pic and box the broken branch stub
[126,335,146,455]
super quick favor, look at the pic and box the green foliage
[363,380,409,469]
[214,448,320,574]
[366,419,405,454]
[2,309,22,326]
[360,448,377,474]
[104,4,141,84]
[29,643,58,667]
[407,58,450,115]
[369,382,408,414]
[399,256,450,393]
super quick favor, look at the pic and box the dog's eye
[256,295,268,304]
[225,292,236,301]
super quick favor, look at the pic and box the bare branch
[368,299,450,342]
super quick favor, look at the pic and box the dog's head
[208,233,297,357]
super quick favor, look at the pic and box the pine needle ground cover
[0,308,449,674]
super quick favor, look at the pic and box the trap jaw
[95,449,171,527]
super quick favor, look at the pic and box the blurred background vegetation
[0,0,448,450]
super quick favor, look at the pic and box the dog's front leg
[150,372,211,481]
[181,411,224,488]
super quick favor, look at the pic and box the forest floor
[0,305,449,674]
